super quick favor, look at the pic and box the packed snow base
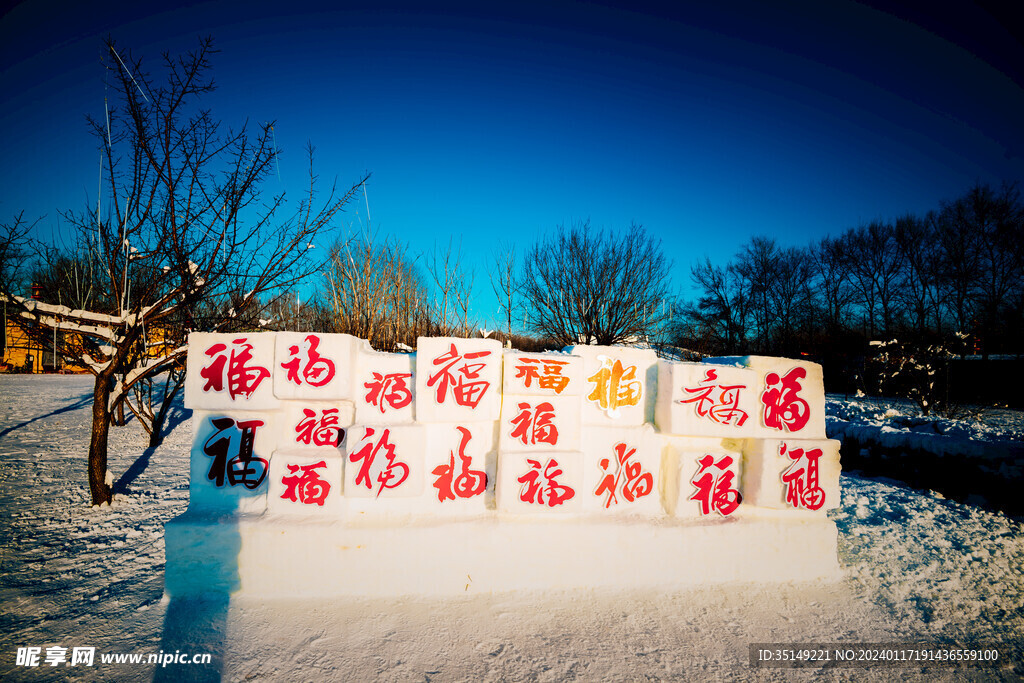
[1,375,1023,680]
[171,334,841,596]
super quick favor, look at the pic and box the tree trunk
[88,372,114,505]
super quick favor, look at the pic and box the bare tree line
[264,221,674,351]
[679,183,1024,362]
[314,235,478,349]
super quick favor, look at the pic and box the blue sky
[2,0,1022,327]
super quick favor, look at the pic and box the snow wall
[164,333,842,597]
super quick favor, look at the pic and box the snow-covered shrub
[862,336,966,417]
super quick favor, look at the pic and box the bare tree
[732,236,779,351]
[766,246,814,352]
[682,257,749,354]
[324,232,431,349]
[29,243,104,313]
[935,183,1024,357]
[489,242,519,343]
[1,214,39,303]
[427,239,474,338]
[808,235,854,336]
[2,38,367,505]
[519,221,672,346]
[892,213,943,337]
[843,221,904,338]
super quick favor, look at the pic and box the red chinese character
[780,443,825,510]
[280,334,336,387]
[587,356,642,417]
[280,460,332,505]
[427,343,492,408]
[679,369,749,426]
[762,367,810,432]
[594,442,654,508]
[199,338,271,400]
[294,408,342,447]
[517,458,575,507]
[509,401,559,446]
[514,357,570,393]
[431,426,487,502]
[349,427,410,497]
[689,454,741,516]
[202,417,268,489]
[363,372,413,413]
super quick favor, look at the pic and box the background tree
[29,242,104,313]
[766,245,814,353]
[808,235,854,337]
[1,215,36,295]
[685,238,815,355]
[1,37,367,505]
[489,242,520,344]
[681,257,749,355]
[427,239,474,338]
[935,183,1024,358]
[892,214,941,337]
[934,199,981,340]
[843,221,904,338]
[324,232,432,349]
[519,221,672,346]
[732,236,780,352]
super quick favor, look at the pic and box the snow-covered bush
[862,336,966,417]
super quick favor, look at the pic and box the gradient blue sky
[2,0,1022,326]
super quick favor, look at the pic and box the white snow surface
[1,375,1022,681]
[826,394,1024,446]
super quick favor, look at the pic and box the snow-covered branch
[108,345,188,410]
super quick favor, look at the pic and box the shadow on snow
[0,390,94,439]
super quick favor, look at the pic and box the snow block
[496,450,585,514]
[342,422,498,517]
[352,342,416,425]
[163,513,841,597]
[655,361,761,438]
[184,332,280,411]
[267,449,344,514]
[581,425,664,516]
[741,438,841,512]
[499,394,581,453]
[661,436,745,519]
[273,332,357,401]
[702,355,826,439]
[188,410,278,514]
[342,424,426,510]
[420,421,497,516]
[415,337,503,423]
[565,345,658,425]
[279,401,354,451]
[502,350,584,397]
[169,334,843,598]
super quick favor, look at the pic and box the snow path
[1,375,1022,680]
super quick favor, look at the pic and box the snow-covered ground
[1,375,1022,681]
[827,394,1024,445]
[827,395,1024,518]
